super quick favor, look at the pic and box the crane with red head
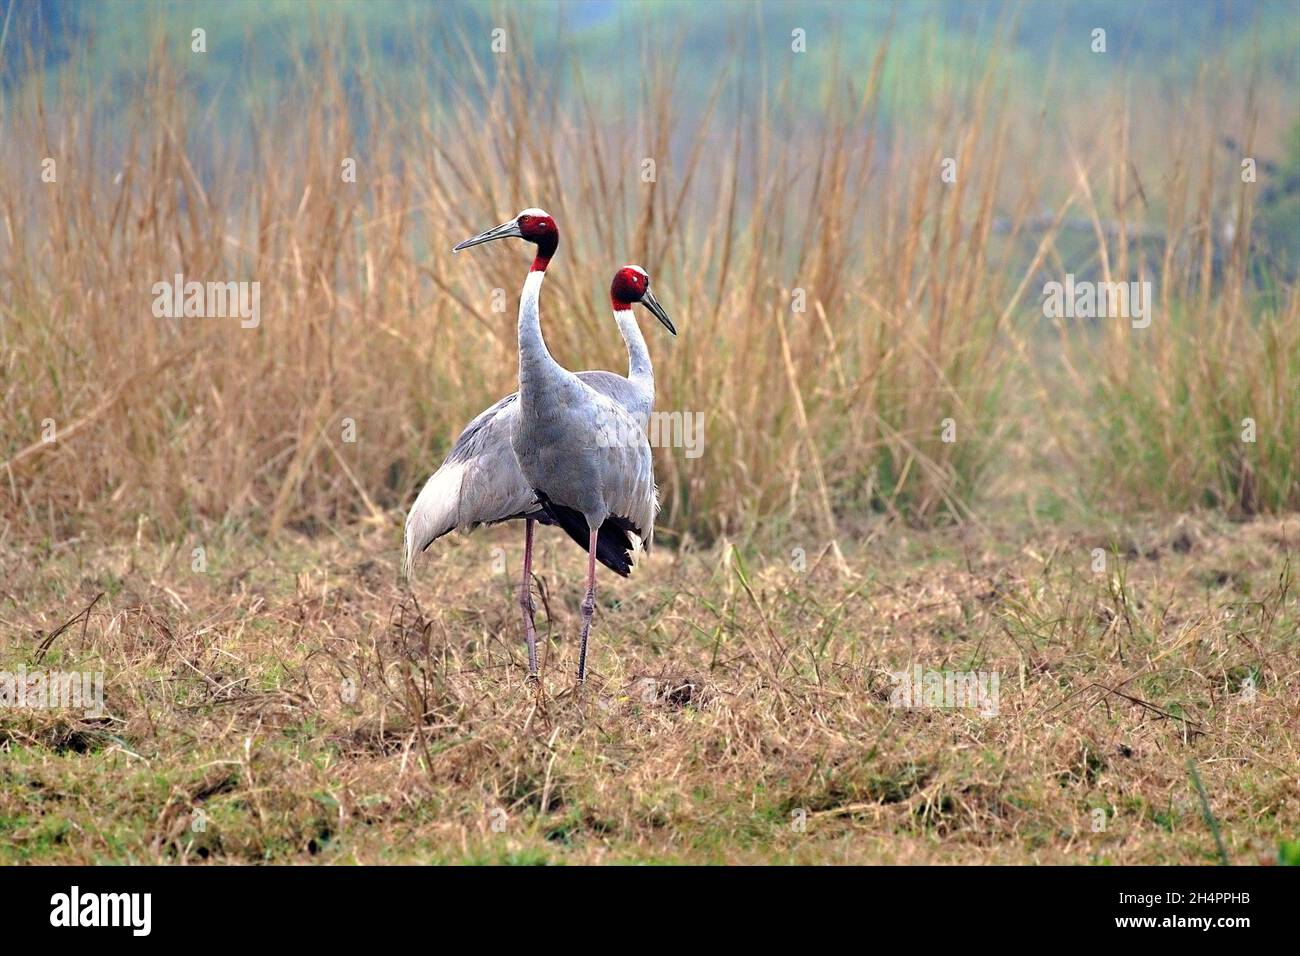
[403,208,674,684]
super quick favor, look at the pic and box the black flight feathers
[534,491,640,577]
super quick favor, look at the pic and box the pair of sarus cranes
[401,209,676,686]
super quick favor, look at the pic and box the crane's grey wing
[517,383,657,574]
[576,370,651,421]
[516,374,647,578]
[576,372,656,557]
[402,392,540,578]
[590,394,659,554]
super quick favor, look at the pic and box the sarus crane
[403,209,674,682]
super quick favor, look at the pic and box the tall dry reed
[0,19,1293,554]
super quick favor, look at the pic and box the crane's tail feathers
[536,495,637,577]
[402,463,466,580]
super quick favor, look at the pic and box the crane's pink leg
[519,518,538,678]
[576,527,599,683]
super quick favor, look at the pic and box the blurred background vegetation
[1,0,1297,548]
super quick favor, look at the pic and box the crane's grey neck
[517,269,563,392]
[613,307,653,396]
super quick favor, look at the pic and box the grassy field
[1,513,1296,864]
[1,3,1298,865]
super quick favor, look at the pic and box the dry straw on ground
[1,514,1296,863]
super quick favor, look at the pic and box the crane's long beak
[642,288,676,336]
[453,218,523,252]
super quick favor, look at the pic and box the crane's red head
[515,209,559,270]
[610,265,676,335]
[453,207,559,272]
[611,266,649,307]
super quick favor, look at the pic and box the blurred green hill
[9,0,1298,112]
[6,0,1297,265]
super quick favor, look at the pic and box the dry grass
[1,514,1296,864]
[1032,83,1300,516]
